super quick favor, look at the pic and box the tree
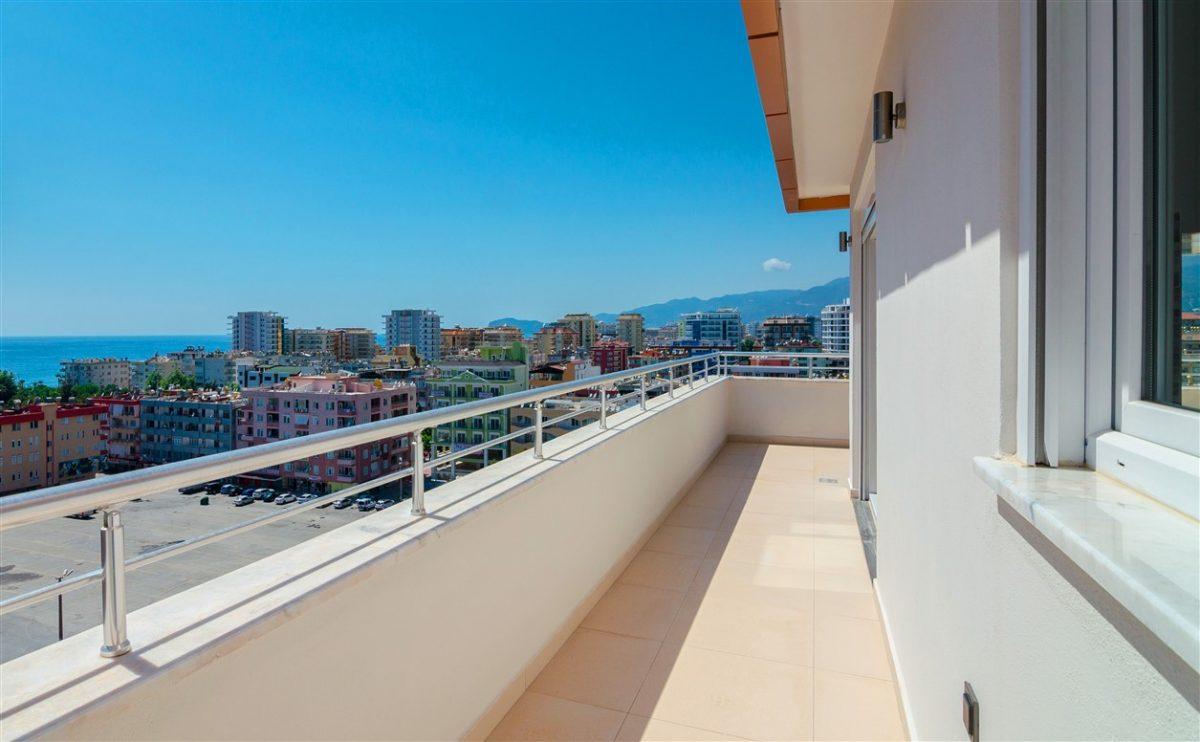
[739,337,757,352]
[144,371,164,390]
[0,371,16,404]
[163,369,197,389]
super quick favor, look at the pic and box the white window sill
[973,456,1199,673]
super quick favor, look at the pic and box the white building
[616,312,645,352]
[678,308,742,346]
[820,299,850,353]
[58,358,133,389]
[383,309,441,362]
[228,311,285,354]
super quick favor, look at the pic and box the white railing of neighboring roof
[0,351,846,658]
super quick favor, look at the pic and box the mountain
[488,317,544,335]
[596,277,850,327]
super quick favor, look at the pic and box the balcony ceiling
[742,0,893,213]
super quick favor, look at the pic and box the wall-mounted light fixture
[872,90,906,143]
[838,231,852,252]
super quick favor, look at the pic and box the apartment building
[557,313,597,349]
[283,328,336,355]
[58,358,133,389]
[616,312,645,352]
[590,339,630,374]
[483,325,523,346]
[528,359,599,389]
[155,347,236,387]
[383,309,441,362]
[93,396,141,471]
[237,364,306,390]
[229,311,285,354]
[0,402,107,495]
[531,322,579,360]
[428,343,529,469]
[238,376,416,491]
[759,315,816,348]
[820,299,851,353]
[139,392,245,465]
[679,308,743,345]
[440,326,484,357]
[332,328,376,361]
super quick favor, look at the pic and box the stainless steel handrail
[0,350,845,657]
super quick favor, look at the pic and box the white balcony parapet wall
[727,377,850,447]
[7,376,822,740]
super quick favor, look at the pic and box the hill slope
[595,276,850,326]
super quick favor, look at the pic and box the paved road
[0,484,405,664]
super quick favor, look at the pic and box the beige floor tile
[814,585,880,622]
[814,566,875,596]
[666,588,815,667]
[812,483,849,503]
[680,477,746,511]
[704,461,751,480]
[529,628,661,712]
[761,445,816,467]
[812,499,858,525]
[690,558,815,610]
[644,525,717,558]
[750,464,815,485]
[488,691,626,741]
[813,669,906,741]
[813,536,870,575]
[582,583,686,641]
[666,504,727,531]
[616,714,747,741]
[620,550,703,592]
[719,508,814,536]
[706,530,815,571]
[737,489,817,518]
[813,614,894,681]
[631,644,814,741]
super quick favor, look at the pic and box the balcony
[0,361,875,740]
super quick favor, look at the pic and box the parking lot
[0,482,406,664]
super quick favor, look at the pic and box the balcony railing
[0,351,844,661]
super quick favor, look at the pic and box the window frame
[1020,0,1198,511]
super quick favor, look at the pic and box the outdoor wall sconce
[838,231,852,252]
[873,90,906,143]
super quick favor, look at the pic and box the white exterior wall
[855,2,1196,738]
[728,378,848,447]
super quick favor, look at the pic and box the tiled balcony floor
[489,443,906,741]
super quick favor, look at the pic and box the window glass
[1146,0,1200,410]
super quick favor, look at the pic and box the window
[1144,0,1199,412]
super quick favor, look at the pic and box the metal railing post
[99,509,130,658]
[639,374,647,410]
[668,366,674,398]
[533,402,544,459]
[411,429,425,515]
[689,362,695,390]
[599,388,608,429]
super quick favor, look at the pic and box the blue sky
[1,1,848,335]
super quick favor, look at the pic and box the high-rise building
[820,300,851,354]
[532,323,579,359]
[384,309,441,362]
[138,392,246,465]
[59,358,134,390]
[558,313,597,349]
[229,311,285,354]
[617,313,645,352]
[679,308,743,346]
[759,316,816,348]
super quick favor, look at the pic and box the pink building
[238,375,417,491]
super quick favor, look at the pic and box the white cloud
[762,257,792,272]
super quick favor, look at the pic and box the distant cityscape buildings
[821,300,851,354]
[229,311,285,354]
[679,308,743,346]
[3,296,849,496]
[384,309,442,362]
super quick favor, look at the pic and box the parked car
[276,493,297,505]
[233,494,254,507]
[220,484,239,495]
[179,484,206,495]
[297,493,317,504]
[357,499,376,512]
[374,499,395,510]
[253,488,277,502]
[332,498,353,510]
[204,482,222,494]
[241,487,257,498]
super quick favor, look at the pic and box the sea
[0,335,230,385]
